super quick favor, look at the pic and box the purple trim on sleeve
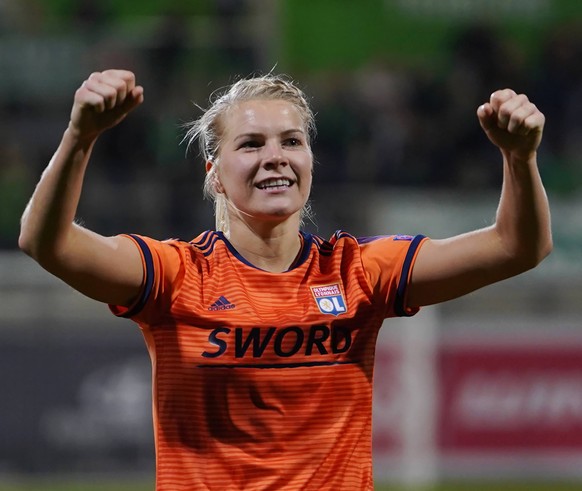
[357,235,391,244]
[120,234,155,318]
[394,234,426,317]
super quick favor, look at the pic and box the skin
[18,69,552,310]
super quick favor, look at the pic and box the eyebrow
[234,129,306,142]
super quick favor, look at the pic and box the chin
[256,208,302,223]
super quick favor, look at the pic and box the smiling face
[210,98,313,228]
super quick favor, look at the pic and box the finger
[102,69,136,89]
[83,72,126,111]
[496,94,525,130]
[83,71,137,110]
[489,89,519,129]
[476,102,496,131]
[506,102,539,135]
[101,69,137,101]
[99,74,129,106]
[120,86,145,113]
[514,108,545,136]
[526,110,545,131]
[129,85,144,100]
[489,88,517,109]
[84,80,120,111]
[75,85,108,113]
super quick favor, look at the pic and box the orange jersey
[111,230,427,491]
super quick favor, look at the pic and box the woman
[19,69,552,490]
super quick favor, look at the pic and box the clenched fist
[69,69,144,140]
[477,89,545,162]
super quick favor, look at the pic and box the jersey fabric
[110,230,428,491]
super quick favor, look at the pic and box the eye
[239,140,262,149]
[284,137,302,147]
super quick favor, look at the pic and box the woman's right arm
[19,69,145,307]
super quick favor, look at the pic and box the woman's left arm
[408,89,553,307]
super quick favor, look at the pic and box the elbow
[537,235,554,264]
[19,220,79,270]
[18,207,63,262]
[18,230,62,272]
[533,232,554,267]
[18,229,45,261]
[18,207,37,258]
[18,226,35,258]
[18,223,57,263]
[514,236,553,273]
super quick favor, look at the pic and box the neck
[226,218,302,273]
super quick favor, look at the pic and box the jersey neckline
[214,230,313,272]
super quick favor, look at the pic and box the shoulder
[311,231,426,250]
[123,231,224,269]
[322,231,417,249]
[319,231,428,270]
[156,230,228,257]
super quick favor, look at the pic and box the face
[210,99,313,226]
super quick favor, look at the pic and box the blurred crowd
[1,0,581,248]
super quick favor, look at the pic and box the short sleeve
[359,234,428,317]
[109,234,185,324]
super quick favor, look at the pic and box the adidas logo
[208,296,236,311]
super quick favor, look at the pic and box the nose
[261,141,288,169]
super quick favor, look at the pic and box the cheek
[297,167,313,202]
[304,173,313,196]
[300,158,314,186]
[216,161,251,197]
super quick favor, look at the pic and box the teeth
[258,178,291,189]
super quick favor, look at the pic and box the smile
[256,178,293,190]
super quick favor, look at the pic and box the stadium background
[1,0,582,489]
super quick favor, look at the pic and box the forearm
[494,151,552,270]
[19,126,97,262]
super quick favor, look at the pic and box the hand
[477,89,545,161]
[68,69,144,140]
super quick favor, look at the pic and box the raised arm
[19,70,145,306]
[408,89,553,307]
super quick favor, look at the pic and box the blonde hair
[183,74,316,234]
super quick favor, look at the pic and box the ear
[206,160,224,194]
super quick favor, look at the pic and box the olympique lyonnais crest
[311,284,347,316]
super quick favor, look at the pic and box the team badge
[311,284,347,316]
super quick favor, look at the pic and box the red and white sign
[438,343,582,450]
